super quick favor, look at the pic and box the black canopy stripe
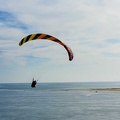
[42,35,52,39]
[64,45,73,61]
[33,34,41,40]
[53,39,61,43]
[20,39,24,45]
[25,35,32,43]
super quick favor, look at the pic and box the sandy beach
[73,88,120,92]
[45,88,120,92]
[86,88,120,92]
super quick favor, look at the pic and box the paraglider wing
[19,33,73,61]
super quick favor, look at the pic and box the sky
[1,0,120,83]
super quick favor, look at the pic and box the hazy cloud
[1,0,120,82]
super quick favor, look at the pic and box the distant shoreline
[44,88,120,92]
[80,88,120,92]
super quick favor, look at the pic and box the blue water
[0,82,120,120]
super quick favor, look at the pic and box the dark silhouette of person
[31,78,37,88]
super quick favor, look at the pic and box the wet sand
[44,88,120,92]
[86,88,120,92]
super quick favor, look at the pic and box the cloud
[1,0,120,82]
[106,38,120,44]
[0,10,28,30]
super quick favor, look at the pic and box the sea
[0,82,120,120]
